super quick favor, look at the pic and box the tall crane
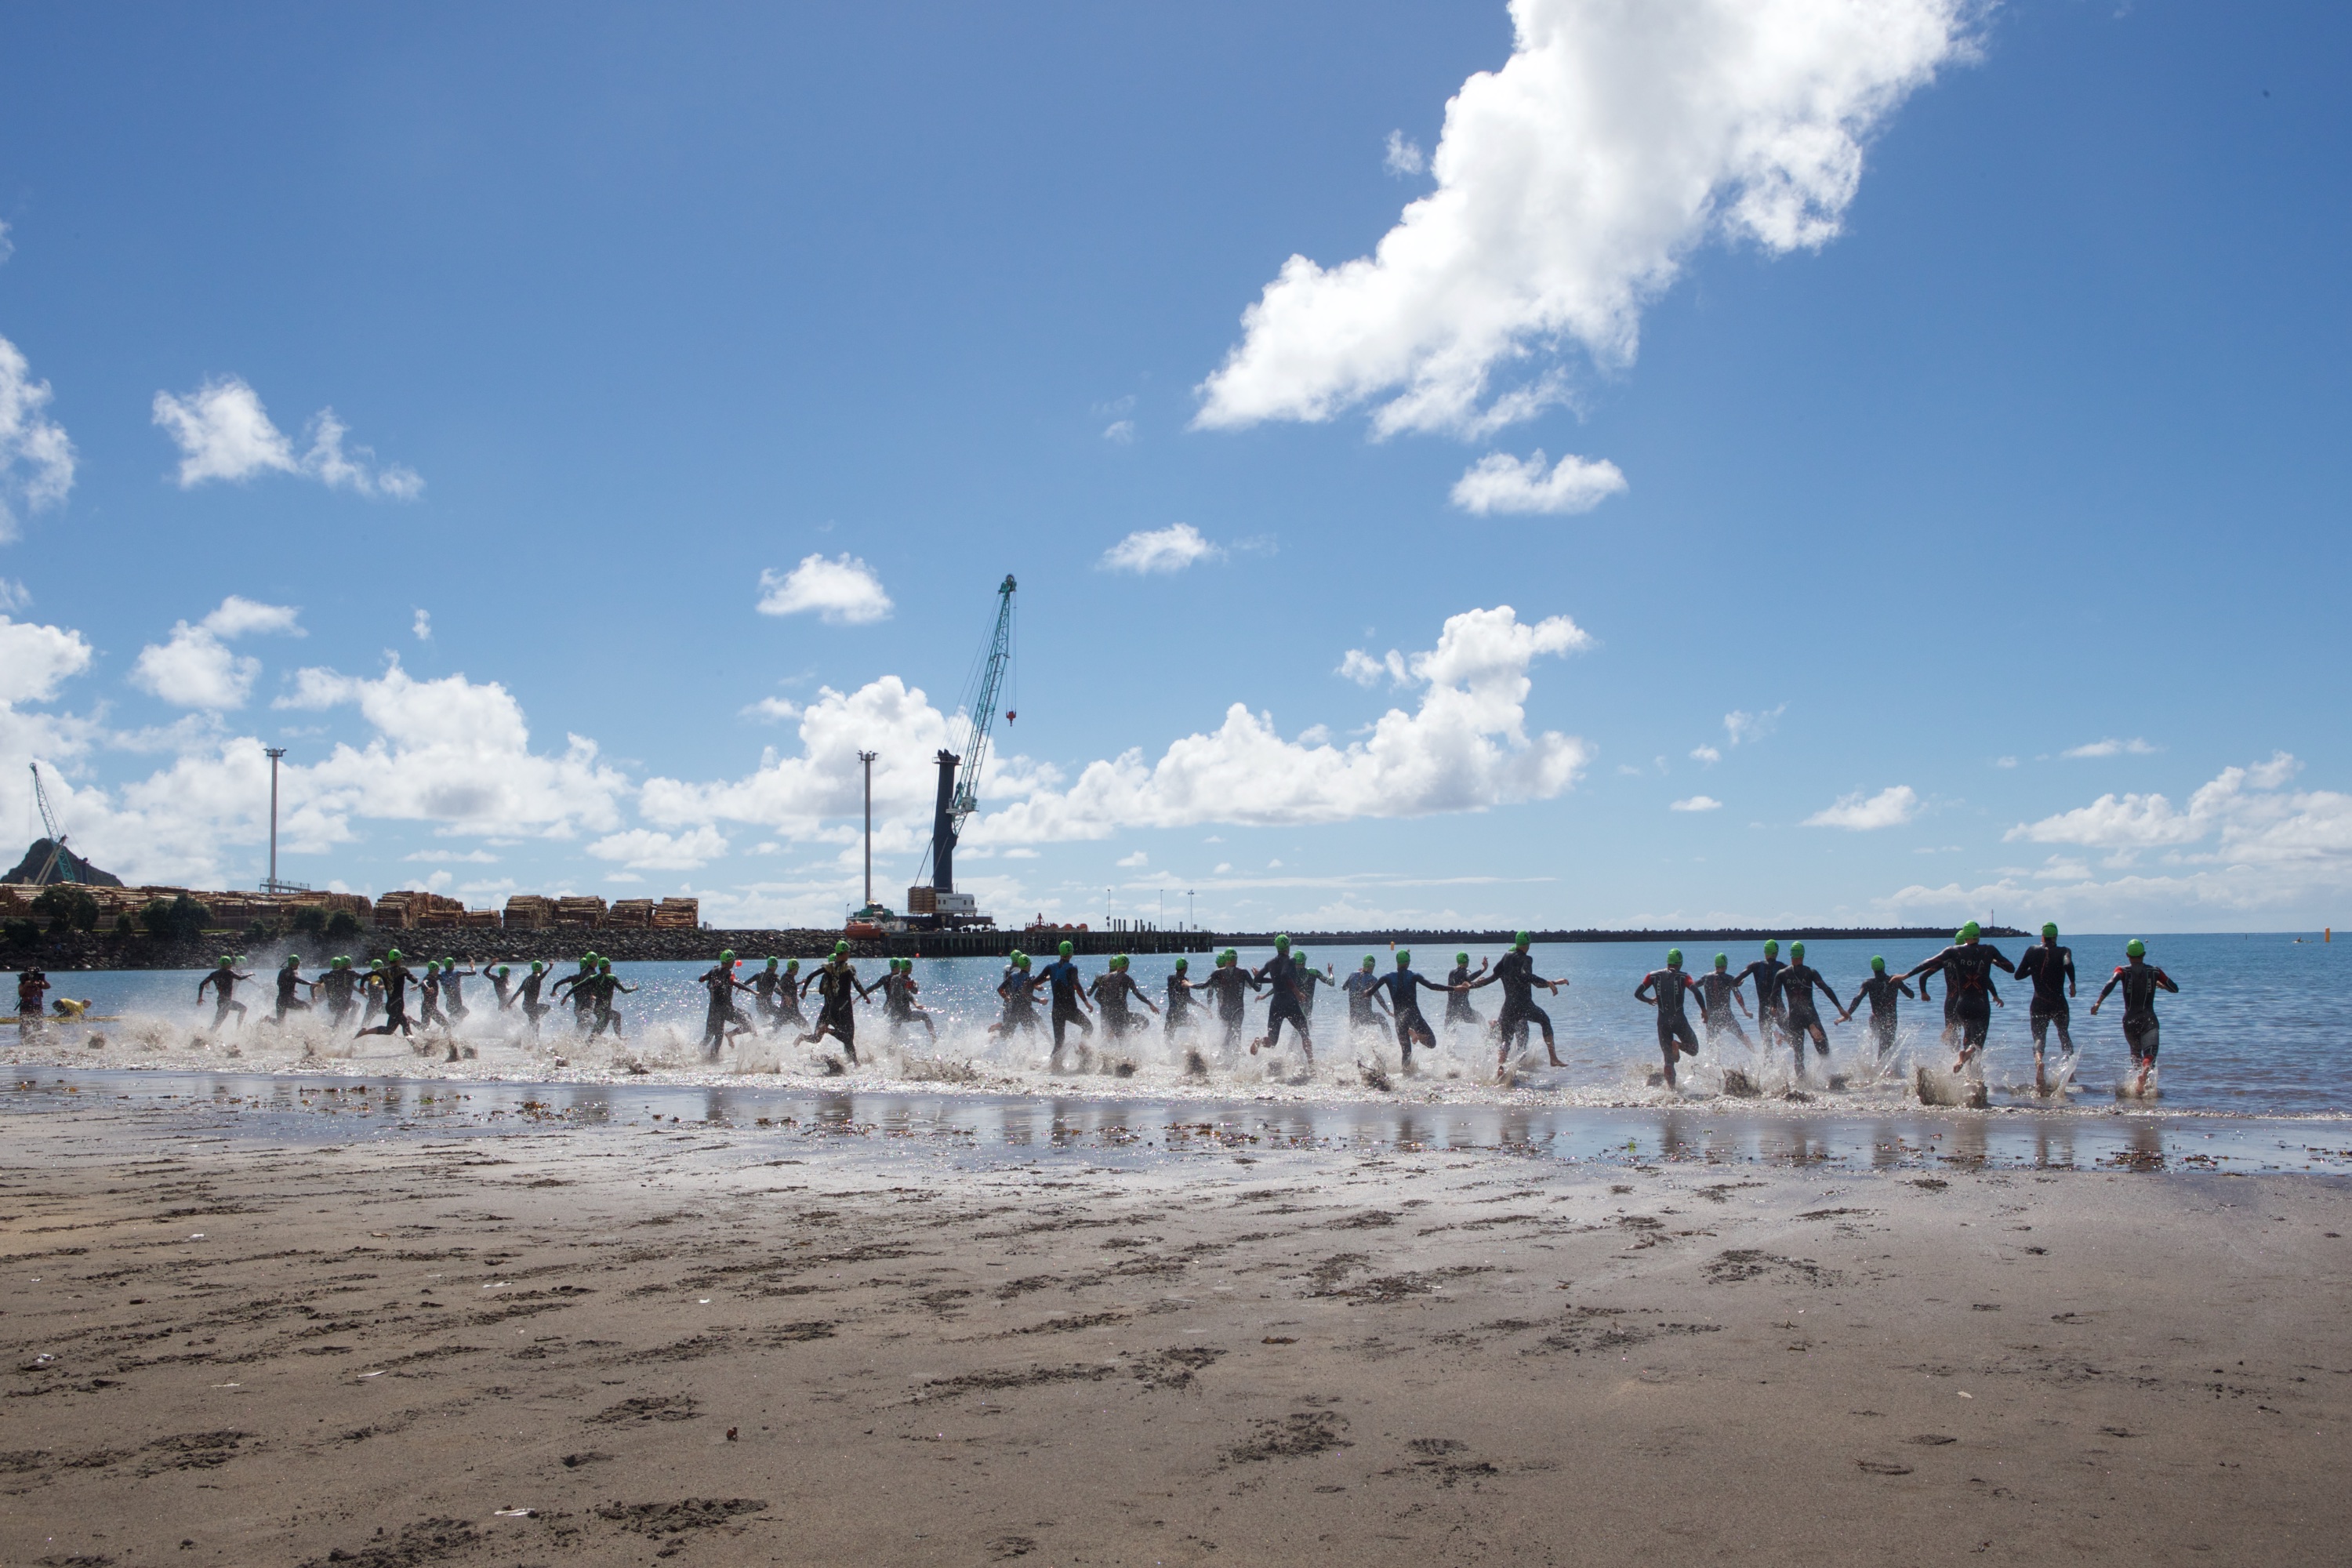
[913,575,1015,920]
[28,762,80,885]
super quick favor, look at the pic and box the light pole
[1187,889,1194,931]
[858,750,878,909]
[264,747,288,893]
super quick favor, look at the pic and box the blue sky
[2,0,2347,931]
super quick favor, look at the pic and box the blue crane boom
[920,575,1015,905]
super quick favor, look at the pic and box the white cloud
[1994,755,2017,768]
[1116,850,1149,868]
[1885,758,2352,925]
[151,376,421,498]
[0,579,26,612]
[756,554,894,624]
[1383,130,1427,177]
[1671,795,1722,812]
[1338,648,1410,688]
[1103,419,1135,444]
[1195,0,1972,439]
[0,220,12,265]
[129,596,304,711]
[0,334,75,540]
[1805,784,1918,830]
[2063,737,2159,759]
[589,826,731,870]
[0,615,92,706]
[742,696,802,723]
[1450,449,1628,514]
[412,608,433,642]
[1099,523,1221,575]
[974,606,1594,840]
[1723,704,1786,746]
[1690,744,1722,765]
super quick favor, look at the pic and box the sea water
[10,933,2346,1120]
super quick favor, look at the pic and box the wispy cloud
[2063,737,2158,759]
[1450,449,1627,515]
[151,376,421,499]
[1805,784,1919,831]
[1100,523,1221,575]
[1670,795,1722,812]
[1383,129,1426,177]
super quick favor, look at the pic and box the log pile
[652,896,699,929]
[553,895,608,927]
[503,895,556,931]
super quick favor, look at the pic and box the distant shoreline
[7,923,2026,971]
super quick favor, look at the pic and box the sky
[1,0,2347,934]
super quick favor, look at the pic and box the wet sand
[2,1097,2347,1566]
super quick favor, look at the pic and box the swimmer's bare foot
[1248,1036,1262,1055]
[1547,1050,1566,1067]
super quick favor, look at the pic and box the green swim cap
[1962,920,1981,941]
[1871,956,1886,972]
[833,939,849,955]
[1514,931,1531,948]
[1714,953,1728,970]
[1116,954,1130,970]
[1015,953,1031,968]
[2126,938,2146,958]
[441,956,453,967]
[235,954,246,964]
[1791,941,1806,959]
[1396,949,1411,967]
[371,958,384,968]
[387,948,401,961]
[1667,948,1682,967]
[720,948,735,963]
[529,960,543,973]
[1361,956,1376,971]
[1059,939,1074,956]
[1456,952,1469,965]
[285,953,299,966]
[498,965,510,978]
[334,956,349,968]
[1174,958,1188,971]
[218,954,230,966]
[1763,940,1778,957]
[764,956,779,969]
[785,959,799,971]
[2042,923,2058,938]
[599,959,612,972]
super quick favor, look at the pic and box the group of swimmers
[975,933,1566,1079]
[1634,923,2179,1095]
[67,925,2185,1098]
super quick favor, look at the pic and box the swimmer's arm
[2064,954,2078,996]
[2154,967,2179,994]
[1634,975,1657,1005]
[2090,970,2123,1012]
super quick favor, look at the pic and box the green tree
[32,885,99,933]
[141,895,211,942]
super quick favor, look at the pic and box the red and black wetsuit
[1907,942,2013,1050]
[1772,963,1842,1057]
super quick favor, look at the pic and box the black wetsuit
[1772,962,1840,1057]
[1846,974,1913,1056]
[2098,962,2176,1059]
[362,963,416,1036]
[767,971,808,1033]
[418,971,448,1029]
[2016,943,2076,1054]
[267,967,310,1025]
[996,966,1039,1036]
[699,965,750,1049]
[1445,962,1484,1026]
[1738,956,1788,1043]
[1341,970,1384,1029]
[1375,967,1448,1058]
[1200,966,1258,1053]
[1488,951,1555,1050]
[1254,954,1311,1051]
[748,969,790,1032]
[1909,943,2013,1051]
[1090,971,1148,1039]
[1163,974,1201,1035]
[557,966,597,1031]
[811,963,864,1055]
[1637,967,1702,1059]
[440,967,470,1024]
[1032,958,1091,1056]
[517,970,553,1036]
[318,967,362,1029]
[588,972,629,1039]
[199,965,249,1032]
[1694,971,1749,1045]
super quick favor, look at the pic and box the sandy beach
[0,1088,2346,1566]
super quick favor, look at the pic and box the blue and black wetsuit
[1254,953,1312,1051]
[1030,958,1092,1061]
